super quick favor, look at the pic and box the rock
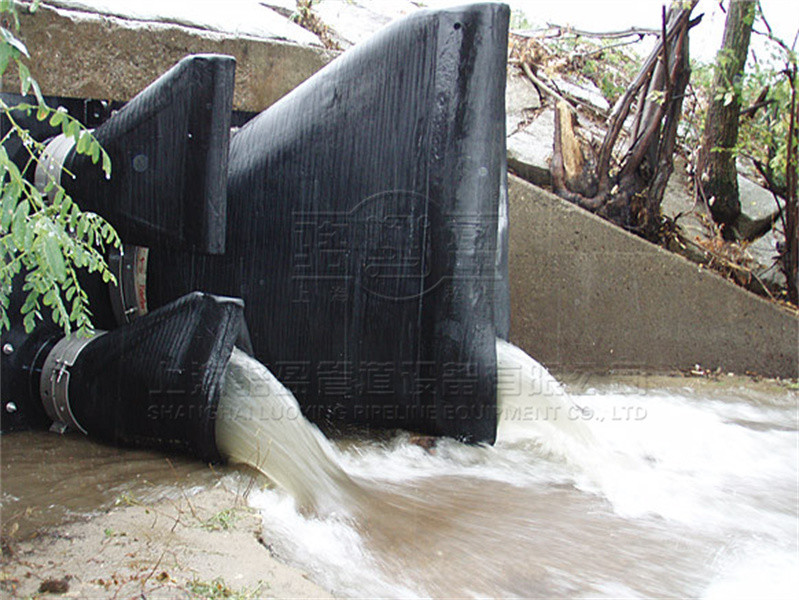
[738,173,784,221]
[552,76,610,112]
[747,225,785,292]
[507,107,555,187]
[314,0,420,48]
[38,578,70,594]
[506,73,541,134]
[259,0,297,18]
[10,3,333,114]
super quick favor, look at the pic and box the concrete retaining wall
[2,4,335,112]
[508,174,799,378]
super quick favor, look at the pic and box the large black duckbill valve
[36,54,235,254]
[0,293,245,462]
[145,3,511,443]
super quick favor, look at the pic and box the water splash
[215,348,362,515]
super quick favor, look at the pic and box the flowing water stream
[212,342,799,598]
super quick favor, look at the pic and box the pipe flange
[108,245,149,325]
[34,133,77,201]
[39,331,105,434]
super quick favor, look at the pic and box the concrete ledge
[3,4,335,112]
[508,174,799,378]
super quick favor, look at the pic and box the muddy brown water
[0,431,220,540]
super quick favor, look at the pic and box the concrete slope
[509,175,798,378]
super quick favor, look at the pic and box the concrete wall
[508,174,799,378]
[3,4,335,112]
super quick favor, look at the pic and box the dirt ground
[0,482,333,599]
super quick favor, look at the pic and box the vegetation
[687,0,797,304]
[187,577,265,599]
[697,0,756,237]
[548,1,699,241]
[0,0,119,336]
[510,0,798,307]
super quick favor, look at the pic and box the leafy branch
[0,0,120,335]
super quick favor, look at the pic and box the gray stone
[5,4,335,112]
[314,0,419,48]
[660,156,711,244]
[505,73,541,134]
[748,230,785,291]
[258,0,297,18]
[506,107,555,187]
[552,76,610,112]
[738,173,784,221]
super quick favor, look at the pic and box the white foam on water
[247,488,423,598]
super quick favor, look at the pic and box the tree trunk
[783,67,798,305]
[698,0,755,238]
[549,3,697,241]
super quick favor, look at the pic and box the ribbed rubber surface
[66,292,244,462]
[65,54,236,254]
[149,4,509,442]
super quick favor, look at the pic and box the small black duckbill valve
[35,292,246,462]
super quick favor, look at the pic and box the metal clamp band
[108,245,149,325]
[39,331,105,434]
[34,133,77,201]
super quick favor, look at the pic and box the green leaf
[90,141,100,164]
[0,43,12,77]
[76,214,88,238]
[49,108,66,127]
[62,118,79,141]
[42,234,67,281]
[22,215,34,247]
[42,288,56,307]
[16,61,31,95]
[76,131,90,154]
[23,310,36,333]
[102,151,112,178]
[20,293,36,313]
[1,185,20,230]
[11,199,29,244]
[1,27,29,58]
[72,245,85,267]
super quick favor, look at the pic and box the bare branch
[521,62,575,109]
[596,6,693,193]
[542,24,660,39]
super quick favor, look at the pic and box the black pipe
[40,54,236,255]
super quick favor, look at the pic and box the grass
[201,508,241,532]
[187,577,266,599]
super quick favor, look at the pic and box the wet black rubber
[149,3,510,442]
[64,54,236,255]
[66,292,245,462]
